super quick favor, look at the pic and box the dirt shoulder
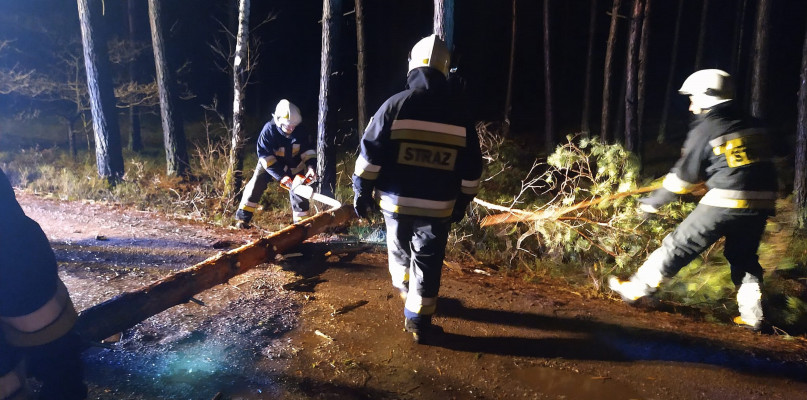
[16,192,807,400]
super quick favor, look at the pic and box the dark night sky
[1,0,807,146]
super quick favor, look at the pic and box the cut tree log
[75,204,356,343]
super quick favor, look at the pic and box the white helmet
[679,69,734,111]
[408,34,450,77]
[273,99,302,134]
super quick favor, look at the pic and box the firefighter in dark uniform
[235,99,318,227]
[0,168,87,399]
[352,35,483,343]
[609,69,778,331]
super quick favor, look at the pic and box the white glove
[639,203,659,214]
[305,167,318,181]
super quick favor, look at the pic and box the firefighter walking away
[352,34,483,344]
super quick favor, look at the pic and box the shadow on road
[437,297,807,382]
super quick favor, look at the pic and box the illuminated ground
[17,192,807,400]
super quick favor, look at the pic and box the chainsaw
[280,174,341,209]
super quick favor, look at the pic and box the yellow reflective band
[709,130,772,168]
[2,295,78,347]
[240,204,256,213]
[301,149,316,162]
[260,156,277,169]
[461,179,481,194]
[392,119,466,136]
[405,293,437,316]
[391,129,467,147]
[397,142,458,171]
[662,173,696,194]
[354,155,381,180]
[700,189,777,209]
[292,144,300,156]
[378,198,453,218]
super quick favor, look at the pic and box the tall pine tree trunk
[581,0,598,138]
[355,0,368,133]
[657,0,683,143]
[226,0,250,205]
[624,0,643,153]
[601,0,622,143]
[637,0,651,159]
[76,0,124,183]
[750,0,771,120]
[731,0,748,80]
[542,0,554,153]
[127,0,143,152]
[796,12,807,230]
[318,0,342,198]
[433,0,455,51]
[148,0,189,177]
[503,0,517,137]
[694,0,709,70]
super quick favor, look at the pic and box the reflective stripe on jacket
[645,101,777,211]
[256,120,317,181]
[353,67,483,218]
[1,280,78,347]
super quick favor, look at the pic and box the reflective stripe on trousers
[633,204,768,284]
[383,214,450,320]
[239,164,309,216]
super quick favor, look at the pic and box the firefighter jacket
[353,67,483,219]
[0,169,77,348]
[642,101,778,213]
[256,120,317,182]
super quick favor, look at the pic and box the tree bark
[730,0,748,80]
[624,0,643,153]
[67,117,78,159]
[750,0,771,120]
[542,0,554,153]
[75,205,357,343]
[226,0,251,205]
[694,0,709,70]
[318,0,342,198]
[355,0,368,134]
[148,0,189,177]
[127,0,143,153]
[503,0,517,137]
[433,0,455,51]
[581,0,598,138]
[796,11,807,230]
[601,0,622,143]
[76,0,124,183]
[657,0,683,143]
[637,0,651,159]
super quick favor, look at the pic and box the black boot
[235,209,253,229]
[26,332,87,400]
[404,317,442,345]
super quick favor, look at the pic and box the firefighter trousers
[639,204,769,285]
[383,214,450,326]
[238,163,310,221]
[0,331,86,400]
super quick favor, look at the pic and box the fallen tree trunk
[75,204,356,342]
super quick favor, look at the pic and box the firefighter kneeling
[0,168,87,400]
